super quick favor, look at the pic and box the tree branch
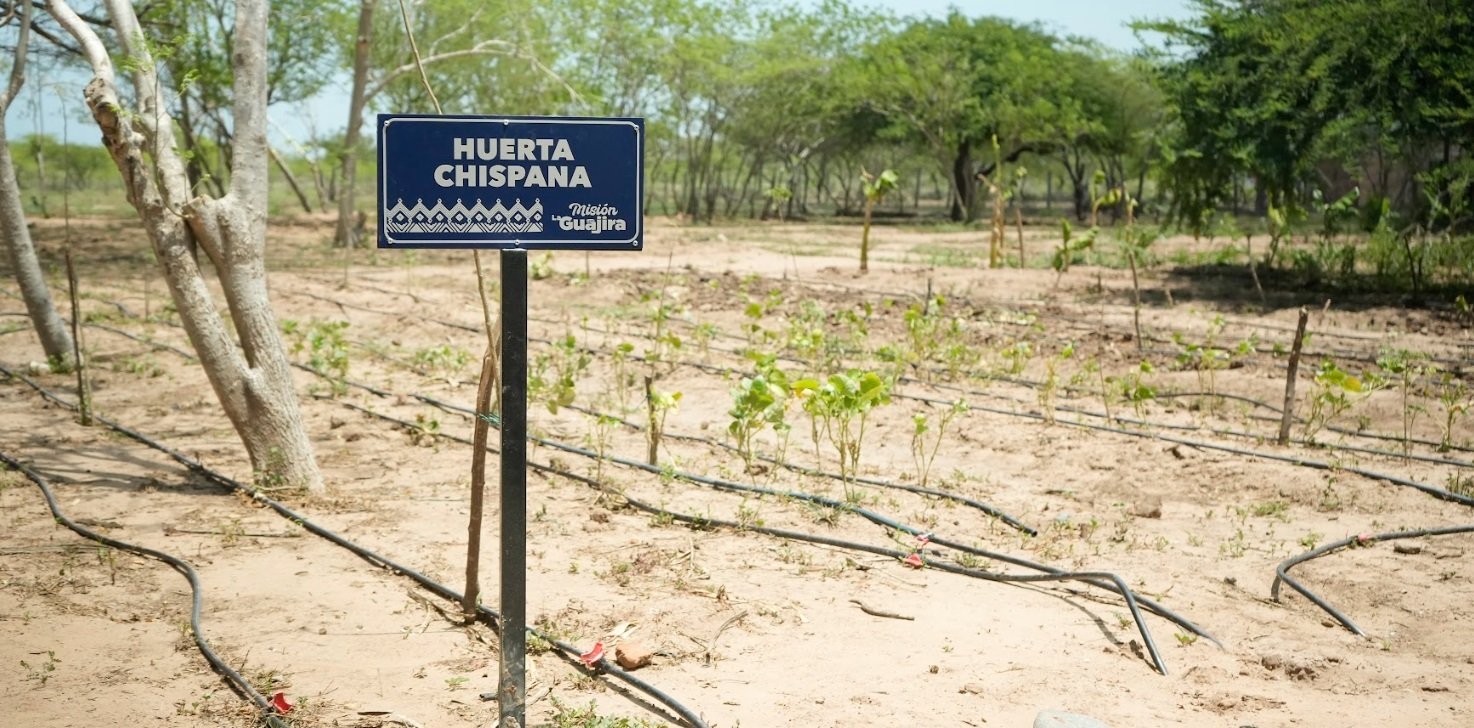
[24,17,83,56]
[1,0,30,111]
[363,39,518,102]
[42,0,109,78]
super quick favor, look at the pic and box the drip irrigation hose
[83,312,1471,510]
[0,452,290,728]
[546,461,1171,673]
[0,365,709,728]
[98,281,1470,459]
[901,391,1474,509]
[56,292,1472,646]
[79,315,1041,536]
[412,391,1039,538]
[422,306,1474,642]
[319,372,1216,655]
[286,281,1474,460]
[921,377,1474,470]
[1271,524,1474,636]
[331,397,1185,675]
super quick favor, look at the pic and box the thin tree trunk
[335,0,375,247]
[0,1,74,367]
[949,139,974,222]
[2,134,76,366]
[269,144,313,214]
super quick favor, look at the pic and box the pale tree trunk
[269,144,313,214]
[48,0,325,494]
[1,0,74,367]
[334,0,374,248]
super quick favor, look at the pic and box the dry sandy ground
[2,215,1472,727]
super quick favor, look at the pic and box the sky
[6,0,1193,146]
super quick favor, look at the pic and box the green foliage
[728,371,789,475]
[530,333,590,414]
[911,399,967,488]
[1053,218,1098,275]
[862,168,899,203]
[411,344,470,376]
[1302,359,1367,442]
[282,319,349,396]
[548,697,657,728]
[1142,0,1474,236]
[793,370,891,493]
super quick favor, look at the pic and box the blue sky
[8,0,1193,146]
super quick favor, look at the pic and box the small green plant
[1052,218,1098,280]
[691,322,719,362]
[645,384,681,466]
[20,650,60,685]
[793,370,891,498]
[1434,372,1471,452]
[445,675,469,691]
[282,319,350,396]
[1302,359,1366,442]
[216,517,246,546]
[1299,532,1323,550]
[608,342,637,413]
[114,354,165,378]
[1118,360,1157,415]
[529,252,555,280]
[736,498,763,528]
[728,374,788,475]
[588,414,620,484]
[999,340,1031,376]
[411,344,470,376]
[548,697,658,728]
[1251,500,1289,520]
[911,399,967,488]
[1377,348,1429,458]
[859,168,899,273]
[409,413,441,447]
[1447,472,1473,499]
[530,332,590,414]
[1174,632,1198,647]
[1172,316,1230,405]
[1038,341,1075,423]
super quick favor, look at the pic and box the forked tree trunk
[49,0,324,494]
[1,0,74,367]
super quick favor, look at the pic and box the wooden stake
[645,374,659,466]
[1014,203,1026,267]
[64,251,91,426]
[1278,307,1310,445]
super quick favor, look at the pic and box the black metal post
[497,249,528,727]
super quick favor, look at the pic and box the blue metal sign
[376,115,643,250]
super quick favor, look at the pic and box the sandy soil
[3,215,1472,727]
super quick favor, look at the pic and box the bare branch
[1,0,30,111]
[25,18,83,56]
[363,38,518,102]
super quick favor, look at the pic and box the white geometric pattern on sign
[384,198,544,234]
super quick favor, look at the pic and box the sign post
[378,114,643,728]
